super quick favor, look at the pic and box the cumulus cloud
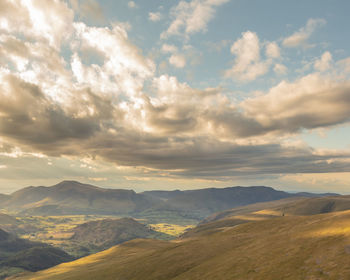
[224,31,272,82]
[161,44,178,53]
[128,1,137,9]
[70,0,105,23]
[149,12,162,22]
[161,44,190,69]
[71,22,155,96]
[1,0,350,183]
[265,42,280,58]
[274,63,287,75]
[161,0,229,39]
[241,73,350,134]
[169,54,187,68]
[283,18,326,48]
[314,51,332,72]
[0,0,74,49]
[337,57,350,74]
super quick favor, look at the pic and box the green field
[11,215,194,257]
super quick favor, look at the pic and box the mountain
[70,218,171,252]
[0,213,25,235]
[0,213,19,225]
[2,181,156,215]
[140,186,335,221]
[0,181,338,222]
[0,228,73,279]
[12,206,350,280]
[0,195,9,205]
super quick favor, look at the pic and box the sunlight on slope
[12,210,350,280]
[301,210,350,239]
[149,223,194,236]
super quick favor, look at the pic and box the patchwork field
[8,215,194,257]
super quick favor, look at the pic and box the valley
[11,195,350,280]
[1,0,348,279]
[0,180,349,279]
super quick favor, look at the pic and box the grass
[149,223,194,236]
[17,215,122,257]
[12,209,350,280]
[14,215,194,257]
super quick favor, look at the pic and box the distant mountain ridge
[2,181,156,215]
[0,181,338,221]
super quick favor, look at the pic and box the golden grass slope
[203,195,350,224]
[12,208,350,280]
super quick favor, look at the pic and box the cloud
[161,0,229,39]
[71,22,155,96]
[149,12,162,22]
[265,42,280,58]
[241,73,350,135]
[128,1,137,9]
[314,51,332,72]
[206,39,231,52]
[161,44,192,69]
[274,63,287,75]
[0,0,74,49]
[161,44,178,53]
[70,0,105,23]
[169,54,187,68]
[337,57,350,74]
[1,69,350,180]
[1,0,350,184]
[283,18,326,48]
[224,31,271,82]
[0,72,115,153]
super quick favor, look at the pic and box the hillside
[13,208,350,280]
[0,213,19,226]
[140,186,337,221]
[2,181,156,215]
[185,195,350,238]
[70,218,171,251]
[202,195,350,224]
[0,213,26,236]
[0,229,73,279]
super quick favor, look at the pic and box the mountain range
[0,181,337,223]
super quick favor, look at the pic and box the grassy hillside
[186,195,350,238]
[70,218,171,252]
[202,195,350,225]
[12,206,350,280]
[0,229,73,279]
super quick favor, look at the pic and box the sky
[0,0,350,193]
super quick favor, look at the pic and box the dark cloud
[0,1,350,185]
[1,72,350,180]
[0,74,118,155]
